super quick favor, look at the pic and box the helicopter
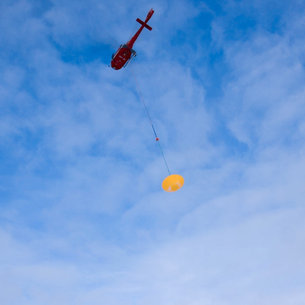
[111,9,154,70]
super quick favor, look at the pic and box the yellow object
[162,174,184,192]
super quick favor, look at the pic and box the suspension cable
[131,69,171,175]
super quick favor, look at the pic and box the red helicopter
[111,9,154,70]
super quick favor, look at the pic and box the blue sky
[1,0,305,304]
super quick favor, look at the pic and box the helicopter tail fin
[145,9,154,21]
[136,18,152,31]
